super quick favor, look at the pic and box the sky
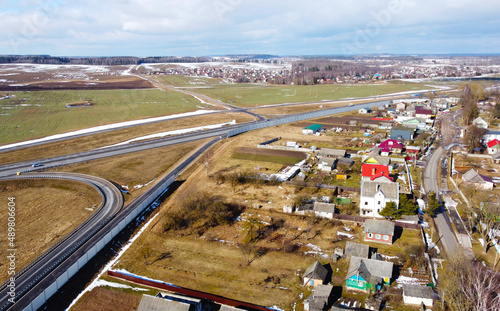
[1,0,500,57]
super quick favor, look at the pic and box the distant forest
[0,55,212,65]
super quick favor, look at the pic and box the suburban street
[424,111,466,257]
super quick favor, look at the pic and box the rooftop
[402,284,434,299]
[361,179,399,200]
[346,256,393,281]
[364,219,395,236]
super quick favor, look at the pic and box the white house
[395,102,406,111]
[359,175,399,218]
[358,107,372,114]
[473,117,488,129]
[318,158,336,172]
[402,285,434,307]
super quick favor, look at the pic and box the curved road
[0,173,123,311]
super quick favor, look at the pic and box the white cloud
[0,0,499,55]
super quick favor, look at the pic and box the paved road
[3,138,218,311]
[0,173,123,311]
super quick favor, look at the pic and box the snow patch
[94,279,149,291]
[0,109,218,150]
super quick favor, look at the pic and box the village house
[395,102,406,111]
[378,139,404,155]
[473,117,488,129]
[402,284,434,307]
[303,261,329,287]
[363,219,395,244]
[487,139,500,154]
[390,128,414,142]
[401,118,427,130]
[360,175,399,218]
[361,163,391,180]
[462,169,494,190]
[303,285,334,311]
[345,257,393,292]
[358,107,372,114]
[415,106,433,123]
[318,158,337,172]
[344,241,370,259]
[483,130,500,142]
[302,124,323,135]
[491,151,500,164]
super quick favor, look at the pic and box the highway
[0,173,124,311]
[1,138,218,311]
[0,88,451,309]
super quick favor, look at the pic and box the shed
[358,108,372,114]
[313,202,336,219]
[137,295,193,311]
[402,284,434,307]
[303,124,323,135]
[344,241,370,259]
[315,148,346,159]
[303,261,329,287]
[304,284,334,311]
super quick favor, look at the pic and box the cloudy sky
[1,0,500,56]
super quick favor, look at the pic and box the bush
[163,192,245,232]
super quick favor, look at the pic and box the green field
[0,89,211,144]
[155,75,225,87]
[186,81,435,107]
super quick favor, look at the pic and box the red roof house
[378,139,404,154]
[362,163,390,179]
[487,139,500,154]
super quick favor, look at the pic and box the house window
[364,201,368,205]
[375,234,381,240]
[377,201,381,205]
[368,233,373,238]
[310,280,314,286]
[383,235,390,241]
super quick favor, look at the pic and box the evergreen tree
[426,191,440,217]
[379,201,400,219]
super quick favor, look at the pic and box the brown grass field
[70,287,142,311]
[0,179,102,283]
[112,124,425,310]
[48,139,208,204]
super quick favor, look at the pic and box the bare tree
[440,256,500,311]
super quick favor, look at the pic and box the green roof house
[302,124,323,135]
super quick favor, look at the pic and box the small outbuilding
[303,261,329,287]
[344,241,370,259]
[358,107,372,114]
[402,284,434,307]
